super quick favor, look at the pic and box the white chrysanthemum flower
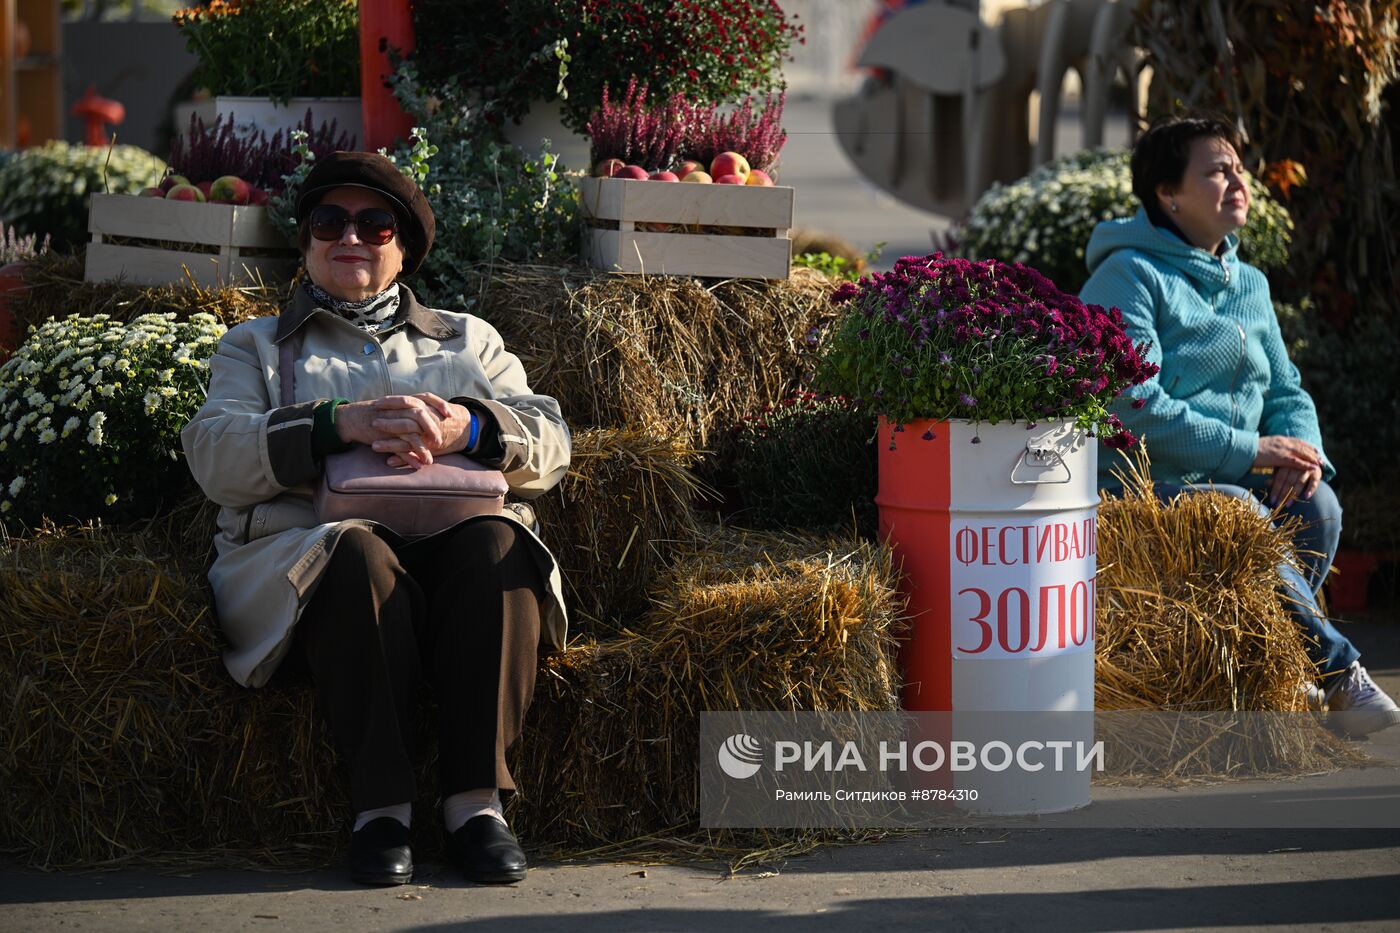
[8,476,25,496]
[38,428,56,444]
[62,416,80,437]
[104,493,118,506]
[144,390,161,414]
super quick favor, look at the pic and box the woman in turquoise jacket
[1080,115,1397,735]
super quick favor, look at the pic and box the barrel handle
[1009,444,1073,485]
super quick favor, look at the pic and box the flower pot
[501,98,591,173]
[0,261,30,363]
[877,417,1097,814]
[177,96,363,146]
[1327,549,1386,614]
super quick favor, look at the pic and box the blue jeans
[1150,477,1359,679]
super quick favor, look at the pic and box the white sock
[443,788,506,833]
[353,802,411,832]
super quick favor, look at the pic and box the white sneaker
[1302,681,1325,713]
[1325,661,1400,736]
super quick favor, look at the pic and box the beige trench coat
[181,284,571,688]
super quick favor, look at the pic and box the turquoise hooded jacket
[1079,209,1331,487]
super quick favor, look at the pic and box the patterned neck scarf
[302,280,401,334]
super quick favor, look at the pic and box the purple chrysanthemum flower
[959,392,977,408]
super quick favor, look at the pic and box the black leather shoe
[349,817,413,885]
[447,815,528,884]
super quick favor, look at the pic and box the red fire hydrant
[71,86,126,146]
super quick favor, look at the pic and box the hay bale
[0,521,346,869]
[1095,462,1366,776]
[790,227,868,271]
[512,524,904,849]
[0,519,902,869]
[10,252,287,336]
[477,263,838,444]
[533,427,707,630]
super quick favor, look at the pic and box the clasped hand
[335,392,472,469]
[1253,435,1323,508]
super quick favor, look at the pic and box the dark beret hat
[295,151,435,274]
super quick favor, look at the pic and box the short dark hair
[1130,114,1244,211]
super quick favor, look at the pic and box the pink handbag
[280,334,507,538]
[313,445,507,536]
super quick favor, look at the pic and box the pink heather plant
[585,81,786,174]
[683,90,786,173]
[814,253,1159,448]
[585,78,695,171]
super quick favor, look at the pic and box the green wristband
[312,397,354,459]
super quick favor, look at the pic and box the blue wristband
[467,411,480,451]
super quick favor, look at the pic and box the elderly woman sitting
[1080,115,1397,735]
[182,152,571,885]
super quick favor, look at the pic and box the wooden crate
[577,176,793,280]
[85,193,298,288]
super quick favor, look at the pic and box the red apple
[709,151,751,181]
[166,184,205,202]
[159,173,190,193]
[594,158,625,178]
[745,169,775,187]
[209,174,252,205]
[195,181,214,199]
[138,187,165,198]
[249,187,272,206]
[715,174,747,185]
[648,171,679,182]
[680,171,713,184]
[615,165,649,181]
[674,160,704,179]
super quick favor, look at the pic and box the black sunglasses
[308,205,399,245]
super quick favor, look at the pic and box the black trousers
[293,520,545,813]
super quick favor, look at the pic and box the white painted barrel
[877,418,1097,814]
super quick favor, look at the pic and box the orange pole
[358,0,416,152]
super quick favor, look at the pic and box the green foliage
[0,141,166,251]
[387,62,581,309]
[173,0,360,100]
[410,0,801,136]
[955,149,1293,295]
[733,393,878,536]
[266,129,321,244]
[793,243,883,283]
[0,312,226,528]
[1276,298,1400,488]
